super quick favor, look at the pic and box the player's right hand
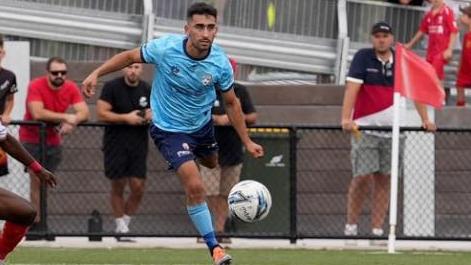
[126,110,146,125]
[36,168,57,188]
[245,140,264,158]
[341,119,357,132]
[81,72,98,98]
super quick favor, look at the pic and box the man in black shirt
[97,63,151,236]
[200,58,256,243]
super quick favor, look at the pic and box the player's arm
[82,48,142,97]
[341,81,361,132]
[1,94,14,125]
[443,33,458,61]
[0,134,56,187]
[405,31,425,49]
[222,89,263,158]
[414,102,437,132]
[28,101,77,125]
[96,99,144,125]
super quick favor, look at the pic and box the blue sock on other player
[187,202,219,251]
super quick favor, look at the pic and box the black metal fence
[3,122,471,242]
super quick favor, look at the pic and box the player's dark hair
[46,57,67,71]
[187,2,217,21]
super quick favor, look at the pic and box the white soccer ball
[227,180,272,223]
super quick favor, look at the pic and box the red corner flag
[394,43,445,108]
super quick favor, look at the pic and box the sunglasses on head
[49,70,67,76]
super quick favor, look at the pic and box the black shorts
[103,143,147,180]
[22,143,62,172]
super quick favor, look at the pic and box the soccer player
[82,2,263,265]
[405,0,458,82]
[455,6,471,106]
[0,128,57,264]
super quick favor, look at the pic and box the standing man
[97,63,151,236]
[199,58,256,243]
[405,0,458,101]
[19,57,89,227]
[82,3,263,265]
[341,22,436,236]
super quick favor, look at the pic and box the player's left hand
[443,49,453,61]
[422,120,437,132]
[81,72,98,98]
[36,168,57,188]
[245,141,264,158]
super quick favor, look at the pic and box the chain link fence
[2,122,471,241]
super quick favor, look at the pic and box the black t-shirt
[0,68,18,114]
[387,0,424,6]
[212,83,256,166]
[99,77,151,149]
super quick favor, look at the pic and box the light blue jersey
[140,34,234,133]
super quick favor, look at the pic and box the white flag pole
[388,91,402,254]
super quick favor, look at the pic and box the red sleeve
[26,81,43,102]
[68,83,84,105]
[419,14,429,33]
[446,7,458,33]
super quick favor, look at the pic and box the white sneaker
[123,215,131,227]
[344,224,358,236]
[0,259,5,265]
[372,228,384,236]
[115,217,129,234]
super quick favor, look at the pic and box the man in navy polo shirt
[341,22,436,236]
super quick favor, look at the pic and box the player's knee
[186,183,205,203]
[18,204,37,226]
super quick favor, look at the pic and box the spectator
[405,0,458,85]
[387,0,424,6]
[199,58,256,243]
[341,22,435,236]
[0,35,18,176]
[455,6,471,106]
[96,63,151,237]
[19,57,89,228]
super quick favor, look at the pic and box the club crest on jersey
[171,66,180,75]
[201,74,213,86]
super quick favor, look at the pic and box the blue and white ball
[227,180,272,223]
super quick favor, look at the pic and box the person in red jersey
[405,0,458,82]
[456,6,471,106]
[19,57,89,227]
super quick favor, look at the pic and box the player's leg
[0,188,36,261]
[345,134,380,235]
[456,86,466,106]
[150,124,231,265]
[371,173,389,236]
[123,146,147,228]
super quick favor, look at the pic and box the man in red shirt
[456,6,471,106]
[405,0,458,81]
[19,57,89,227]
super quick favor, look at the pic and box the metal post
[38,122,48,239]
[289,127,298,244]
[142,0,155,43]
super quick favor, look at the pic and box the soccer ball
[227,180,272,223]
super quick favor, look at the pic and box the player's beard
[50,77,65,87]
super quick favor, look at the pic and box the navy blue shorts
[150,121,218,170]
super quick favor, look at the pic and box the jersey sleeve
[346,51,366,84]
[26,82,43,102]
[419,14,429,33]
[237,84,256,114]
[140,36,169,65]
[446,7,458,33]
[99,81,114,104]
[218,57,235,92]
[70,83,84,104]
[9,74,18,94]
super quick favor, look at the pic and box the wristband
[28,161,43,174]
